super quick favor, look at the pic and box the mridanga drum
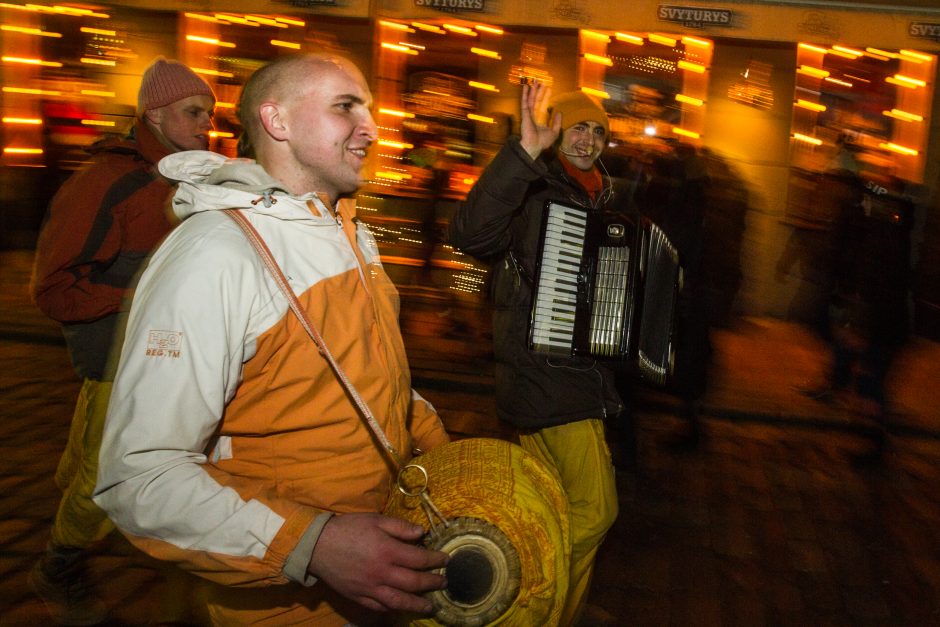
[385,437,570,626]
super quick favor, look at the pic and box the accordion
[528,200,682,386]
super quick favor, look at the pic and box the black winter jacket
[449,136,624,429]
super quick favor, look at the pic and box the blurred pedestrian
[29,57,215,625]
[449,83,620,626]
[93,53,450,625]
[828,172,914,458]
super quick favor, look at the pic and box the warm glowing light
[900,49,932,63]
[797,65,829,78]
[672,127,700,139]
[475,24,503,35]
[580,86,610,99]
[81,57,116,66]
[865,47,896,59]
[276,17,305,27]
[798,43,828,54]
[3,86,60,95]
[246,15,284,28]
[883,108,924,122]
[381,42,418,55]
[2,56,62,67]
[215,14,256,26]
[399,42,425,51]
[792,133,822,145]
[2,117,42,125]
[677,60,706,73]
[675,94,703,106]
[471,47,501,59]
[581,30,610,42]
[379,108,415,118]
[880,142,918,156]
[584,53,613,66]
[81,119,115,127]
[682,36,711,48]
[468,113,494,123]
[187,35,236,48]
[443,24,476,36]
[375,171,413,181]
[193,68,234,78]
[615,32,644,45]
[411,22,445,34]
[4,147,43,154]
[271,40,300,49]
[648,33,677,47]
[184,12,224,23]
[468,81,499,92]
[795,99,827,112]
[80,27,115,36]
[890,74,927,87]
[1,24,61,37]
[209,131,234,138]
[378,140,414,150]
[215,101,235,109]
[379,20,410,31]
[832,45,863,56]
[824,77,853,87]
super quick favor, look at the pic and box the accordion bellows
[385,437,570,626]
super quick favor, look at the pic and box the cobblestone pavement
[2,250,939,626]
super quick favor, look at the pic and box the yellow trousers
[51,378,115,548]
[520,419,618,627]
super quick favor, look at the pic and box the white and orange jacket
[94,151,448,596]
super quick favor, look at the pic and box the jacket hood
[158,150,321,221]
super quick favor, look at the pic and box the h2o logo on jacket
[146,330,183,358]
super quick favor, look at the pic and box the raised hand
[519,80,562,161]
[307,512,449,614]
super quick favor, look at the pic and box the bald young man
[94,54,450,626]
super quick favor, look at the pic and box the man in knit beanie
[29,57,214,625]
[450,81,618,627]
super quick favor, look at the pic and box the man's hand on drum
[519,79,562,161]
[307,512,449,614]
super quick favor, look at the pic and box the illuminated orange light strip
[797,65,829,78]
[883,108,923,122]
[795,99,826,112]
[3,86,60,95]
[682,36,711,47]
[648,33,676,47]
[474,24,503,35]
[215,102,236,109]
[3,117,42,124]
[443,24,476,36]
[379,20,410,31]
[271,40,300,49]
[4,147,44,154]
[891,74,926,87]
[615,32,644,45]
[81,27,115,35]
[209,131,234,138]
[1,25,62,37]
[468,81,499,92]
[677,60,706,73]
[824,77,853,87]
[2,56,62,67]
[832,45,863,57]
[186,35,236,48]
[411,22,445,34]
[792,133,822,145]
[672,127,700,139]
[899,49,931,62]
[581,30,610,42]
[275,17,304,27]
[193,68,234,78]
[675,94,703,106]
[580,87,610,99]
[880,142,918,156]
[81,119,115,127]
[865,47,896,59]
[584,53,613,66]
[81,57,116,66]
[468,113,494,123]
[379,108,415,118]
[798,43,828,54]
[381,42,418,55]
[471,47,501,59]
[378,139,414,149]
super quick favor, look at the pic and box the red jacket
[31,120,175,378]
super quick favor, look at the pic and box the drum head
[384,437,570,627]
[425,517,520,626]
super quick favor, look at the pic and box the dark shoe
[28,545,108,625]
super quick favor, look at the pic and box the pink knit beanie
[137,57,215,115]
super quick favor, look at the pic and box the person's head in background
[237,53,377,204]
[137,58,216,152]
[547,91,609,172]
